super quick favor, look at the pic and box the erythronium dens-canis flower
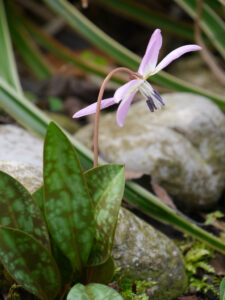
[73,29,201,127]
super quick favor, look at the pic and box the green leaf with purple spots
[43,122,94,272]
[33,186,74,286]
[84,165,125,266]
[67,283,123,300]
[32,186,45,218]
[0,227,61,300]
[0,171,50,250]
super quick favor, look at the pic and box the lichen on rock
[113,208,187,300]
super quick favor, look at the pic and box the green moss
[177,235,220,296]
[113,269,156,300]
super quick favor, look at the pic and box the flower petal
[152,45,202,75]
[116,90,138,127]
[114,79,141,103]
[73,98,116,118]
[138,29,162,77]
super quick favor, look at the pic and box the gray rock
[74,93,225,210]
[0,160,42,194]
[170,56,225,95]
[0,159,186,300]
[0,125,43,167]
[113,208,187,299]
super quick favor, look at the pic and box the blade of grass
[0,77,225,255]
[42,0,225,109]
[6,3,53,80]
[0,0,22,93]
[26,22,124,85]
[7,2,125,86]
[174,0,225,59]
[95,0,194,40]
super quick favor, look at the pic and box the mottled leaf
[32,186,44,217]
[84,165,125,266]
[67,283,123,300]
[33,186,74,286]
[0,227,61,300]
[86,256,115,284]
[0,171,50,249]
[44,122,94,272]
[220,277,225,300]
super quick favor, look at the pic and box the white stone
[0,125,43,167]
[75,93,225,210]
[0,160,42,194]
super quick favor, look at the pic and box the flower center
[139,80,154,98]
[139,81,165,112]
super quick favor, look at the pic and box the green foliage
[86,257,115,284]
[205,211,225,225]
[220,277,225,300]
[119,279,156,300]
[0,171,50,249]
[67,283,123,300]
[0,122,125,299]
[0,0,21,93]
[85,165,125,266]
[113,269,156,300]
[0,227,61,300]
[43,0,225,109]
[48,97,63,112]
[44,122,95,272]
[81,50,107,66]
[179,237,218,295]
[6,0,53,81]
[174,0,225,59]
[0,1,225,259]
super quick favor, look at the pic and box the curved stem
[93,67,141,167]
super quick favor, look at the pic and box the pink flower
[73,29,201,127]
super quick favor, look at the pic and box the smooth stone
[170,56,225,95]
[0,160,187,300]
[74,93,225,210]
[0,160,42,194]
[0,125,43,167]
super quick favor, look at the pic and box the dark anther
[146,97,157,112]
[154,90,165,105]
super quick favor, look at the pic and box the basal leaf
[32,186,44,217]
[220,277,225,300]
[33,186,74,286]
[0,227,61,300]
[85,165,125,266]
[85,256,115,284]
[67,283,123,300]
[44,122,94,272]
[0,171,50,250]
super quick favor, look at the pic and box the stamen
[146,97,157,112]
[153,89,165,105]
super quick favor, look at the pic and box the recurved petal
[116,90,138,127]
[138,29,162,77]
[73,98,116,118]
[152,44,202,75]
[114,79,141,103]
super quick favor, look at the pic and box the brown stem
[93,67,142,167]
[81,0,88,8]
